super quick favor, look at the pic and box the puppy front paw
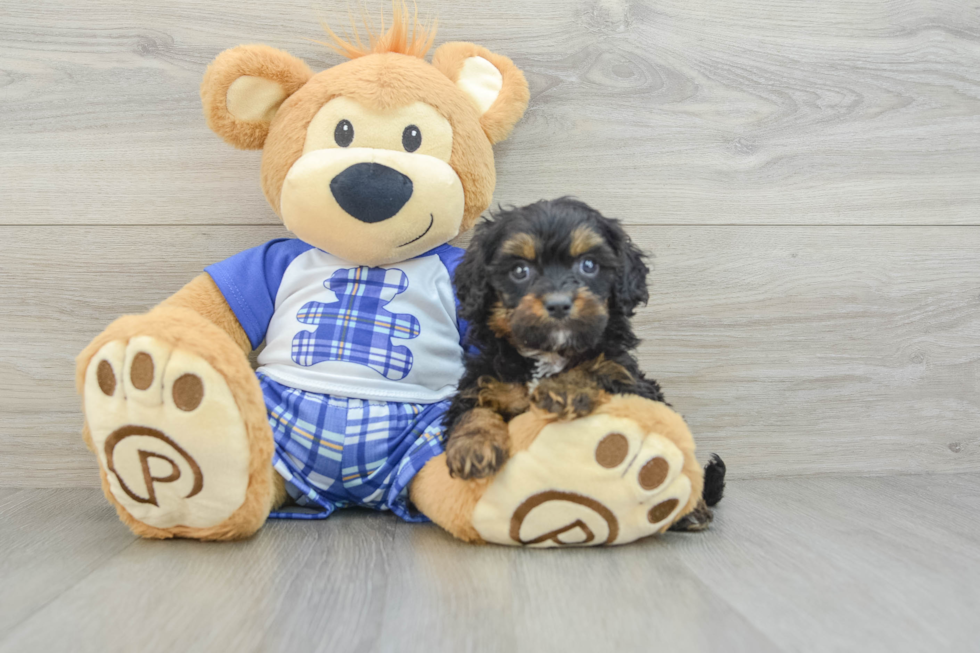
[446,409,510,480]
[530,378,605,420]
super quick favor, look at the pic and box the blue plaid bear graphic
[292,267,421,380]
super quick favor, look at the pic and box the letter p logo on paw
[104,426,203,507]
[472,410,694,547]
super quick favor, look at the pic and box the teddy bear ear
[201,44,314,150]
[432,42,530,145]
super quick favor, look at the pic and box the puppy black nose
[543,293,573,319]
[330,162,413,223]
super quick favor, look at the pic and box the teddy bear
[75,7,708,546]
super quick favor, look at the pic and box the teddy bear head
[200,9,529,266]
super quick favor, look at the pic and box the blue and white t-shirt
[206,239,468,404]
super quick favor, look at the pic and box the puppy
[445,197,725,531]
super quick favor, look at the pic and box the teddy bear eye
[402,125,422,152]
[334,119,354,147]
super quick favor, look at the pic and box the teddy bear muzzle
[279,146,465,266]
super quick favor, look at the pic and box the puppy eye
[334,119,354,147]
[579,258,599,276]
[402,125,422,152]
[510,263,530,281]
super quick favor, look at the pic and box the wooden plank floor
[1,474,977,653]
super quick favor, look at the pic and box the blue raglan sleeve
[433,243,479,356]
[204,238,313,350]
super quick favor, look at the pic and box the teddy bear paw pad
[84,336,250,530]
[472,413,692,547]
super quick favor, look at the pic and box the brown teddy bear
[76,6,706,546]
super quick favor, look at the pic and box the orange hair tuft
[319,1,437,60]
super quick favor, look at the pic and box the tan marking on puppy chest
[501,233,537,260]
[569,226,604,257]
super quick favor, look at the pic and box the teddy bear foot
[81,316,275,540]
[471,397,702,547]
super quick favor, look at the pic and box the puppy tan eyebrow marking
[570,226,604,257]
[501,233,537,260]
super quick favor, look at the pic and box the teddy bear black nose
[329,162,414,224]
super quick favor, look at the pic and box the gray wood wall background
[1,0,978,488]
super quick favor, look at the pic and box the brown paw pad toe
[638,456,670,491]
[594,432,629,468]
[97,359,116,396]
[172,374,204,412]
[648,498,679,524]
[130,352,154,390]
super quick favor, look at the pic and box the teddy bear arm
[156,273,252,354]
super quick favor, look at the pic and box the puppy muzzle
[506,290,609,353]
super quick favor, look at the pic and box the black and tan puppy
[445,197,725,531]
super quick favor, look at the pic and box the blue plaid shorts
[258,373,448,522]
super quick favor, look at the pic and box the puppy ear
[611,228,650,317]
[201,44,313,150]
[454,222,497,324]
[432,42,530,144]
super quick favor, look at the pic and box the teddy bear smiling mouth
[397,213,434,247]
